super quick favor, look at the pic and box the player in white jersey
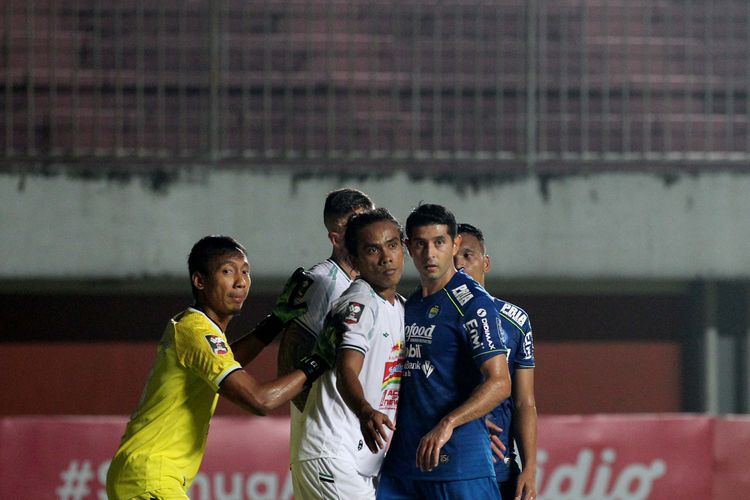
[292,208,407,499]
[267,189,375,467]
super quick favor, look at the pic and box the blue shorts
[376,473,500,500]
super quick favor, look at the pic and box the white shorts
[291,458,376,500]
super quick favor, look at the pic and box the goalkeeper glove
[272,267,311,323]
[251,267,311,345]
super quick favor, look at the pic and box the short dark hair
[457,222,486,253]
[323,188,374,231]
[188,235,247,298]
[345,208,404,257]
[405,203,457,239]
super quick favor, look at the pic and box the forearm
[337,366,371,419]
[441,375,509,431]
[231,334,267,367]
[220,370,307,416]
[514,401,538,470]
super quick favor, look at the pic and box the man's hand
[416,418,455,472]
[358,407,395,453]
[271,267,311,324]
[515,467,537,500]
[485,417,507,464]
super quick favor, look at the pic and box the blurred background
[2,1,750,498]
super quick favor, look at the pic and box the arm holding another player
[218,350,329,416]
[416,353,510,472]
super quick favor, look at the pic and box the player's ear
[192,271,206,291]
[452,233,462,256]
[328,230,343,249]
[484,254,491,273]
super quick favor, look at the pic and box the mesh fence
[2,0,749,172]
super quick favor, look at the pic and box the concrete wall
[2,168,749,283]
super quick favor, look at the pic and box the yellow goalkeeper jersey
[107,307,242,499]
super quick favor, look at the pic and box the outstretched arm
[416,354,511,471]
[218,353,329,416]
[337,349,395,453]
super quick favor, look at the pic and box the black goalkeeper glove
[251,267,311,345]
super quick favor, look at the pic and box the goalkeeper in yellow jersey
[106,235,330,500]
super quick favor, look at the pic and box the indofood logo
[405,323,435,344]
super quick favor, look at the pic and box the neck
[421,267,456,297]
[195,304,230,332]
[331,250,356,280]
[375,286,397,304]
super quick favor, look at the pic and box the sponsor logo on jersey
[381,358,403,390]
[405,323,435,344]
[480,316,496,350]
[465,318,481,350]
[403,359,436,379]
[523,330,534,359]
[205,335,229,355]
[500,303,528,327]
[343,302,365,324]
[407,343,422,359]
[451,284,474,306]
[439,454,450,464]
[428,304,440,318]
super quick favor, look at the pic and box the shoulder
[493,297,532,332]
[446,270,495,312]
[307,259,351,285]
[173,308,229,353]
[333,280,379,319]
[173,308,214,334]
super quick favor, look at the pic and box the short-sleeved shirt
[489,297,535,482]
[296,279,405,477]
[292,259,353,339]
[381,269,509,482]
[106,308,242,498]
[288,259,353,460]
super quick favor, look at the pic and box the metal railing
[2,0,749,173]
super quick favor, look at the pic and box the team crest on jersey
[343,302,365,324]
[428,305,440,318]
[205,335,229,355]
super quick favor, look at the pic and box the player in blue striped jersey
[455,223,537,500]
[377,204,511,500]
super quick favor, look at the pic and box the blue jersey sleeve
[462,295,509,368]
[495,298,535,369]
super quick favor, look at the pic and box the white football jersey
[289,258,353,462]
[292,258,353,338]
[295,279,406,477]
